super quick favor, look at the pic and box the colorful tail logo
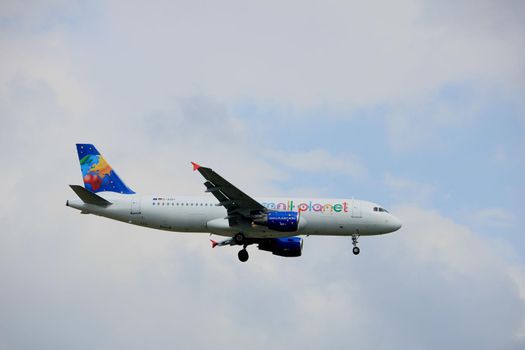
[76,144,135,194]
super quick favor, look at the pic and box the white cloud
[384,172,436,204]
[507,266,525,340]
[5,180,525,349]
[472,208,516,228]
[1,1,524,349]
[385,206,525,348]
[0,28,92,116]
[8,0,518,109]
[3,0,523,153]
[271,149,366,179]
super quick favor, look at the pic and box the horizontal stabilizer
[209,237,234,248]
[69,185,112,206]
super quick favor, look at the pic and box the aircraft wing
[191,162,267,225]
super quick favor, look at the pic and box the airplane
[66,144,402,262]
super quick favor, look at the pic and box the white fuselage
[66,193,402,238]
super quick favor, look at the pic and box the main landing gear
[234,232,249,262]
[352,233,360,255]
[238,248,249,262]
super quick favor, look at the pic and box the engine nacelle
[253,211,300,232]
[258,237,303,257]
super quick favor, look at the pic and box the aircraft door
[351,200,362,218]
[131,197,141,214]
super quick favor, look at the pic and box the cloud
[3,171,525,349]
[382,206,525,348]
[12,0,517,109]
[472,208,516,228]
[384,172,436,204]
[64,0,523,156]
[1,1,524,349]
[4,0,522,154]
[270,149,367,179]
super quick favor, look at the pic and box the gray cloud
[1,1,524,349]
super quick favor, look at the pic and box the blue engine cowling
[258,236,303,257]
[266,211,299,232]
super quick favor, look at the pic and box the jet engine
[258,237,303,257]
[253,211,300,232]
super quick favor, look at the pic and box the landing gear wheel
[352,246,360,255]
[234,233,245,245]
[238,249,249,262]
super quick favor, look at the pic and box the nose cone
[390,215,402,232]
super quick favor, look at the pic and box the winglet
[191,162,201,171]
[210,239,218,248]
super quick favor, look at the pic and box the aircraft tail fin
[69,185,112,206]
[76,144,135,194]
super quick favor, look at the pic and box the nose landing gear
[352,233,360,255]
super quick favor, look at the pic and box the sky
[1,0,524,349]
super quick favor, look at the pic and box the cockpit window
[374,207,389,213]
